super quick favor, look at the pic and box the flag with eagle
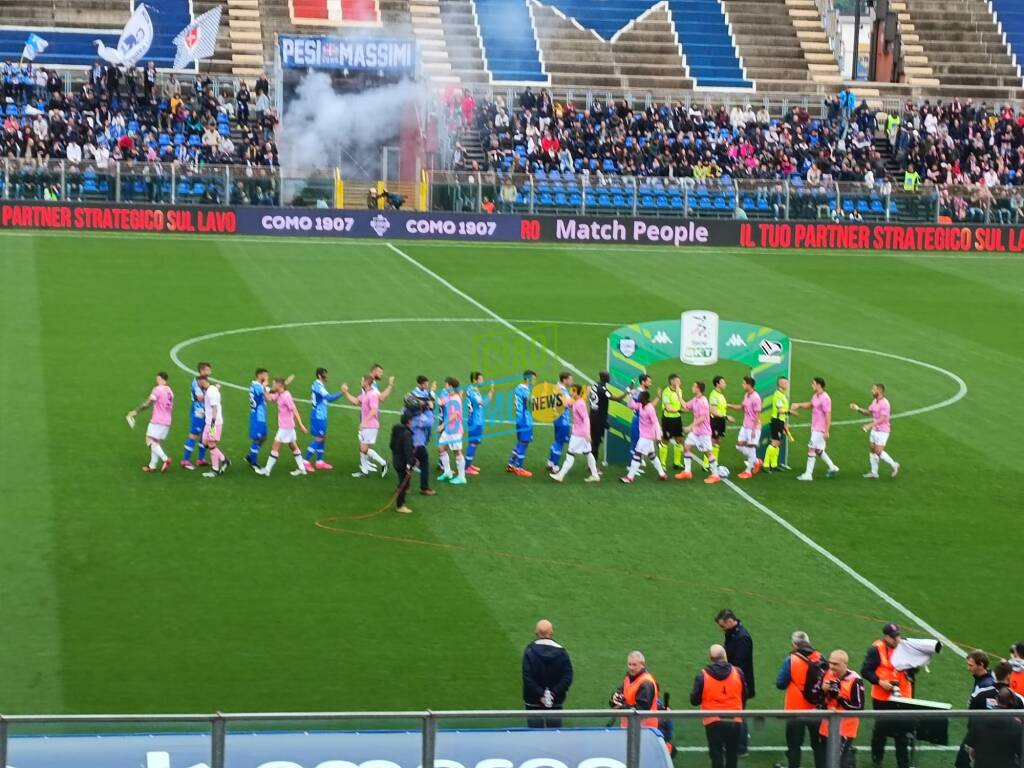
[172,5,223,69]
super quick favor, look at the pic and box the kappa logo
[618,337,637,358]
[726,333,746,347]
[758,338,784,364]
[651,331,672,345]
[370,214,390,237]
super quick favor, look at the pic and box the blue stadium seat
[473,0,547,81]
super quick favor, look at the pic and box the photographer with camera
[776,630,827,768]
[818,650,864,768]
[611,651,661,729]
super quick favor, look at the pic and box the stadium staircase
[992,0,1024,78]
[531,1,692,92]
[901,0,1022,92]
[438,0,489,85]
[214,0,265,77]
[409,0,459,84]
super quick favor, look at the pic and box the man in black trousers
[389,412,415,514]
[717,609,755,754]
[522,619,573,727]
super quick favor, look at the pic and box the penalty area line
[385,244,966,656]
[723,478,966,658]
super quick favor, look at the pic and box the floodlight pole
[851,0,862,81]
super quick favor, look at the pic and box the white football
[717,466,731,478]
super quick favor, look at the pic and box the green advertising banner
[605,311,792,466]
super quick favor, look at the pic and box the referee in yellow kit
[709,376,734,469]
[764,376,791,472]
[658,374,685,471]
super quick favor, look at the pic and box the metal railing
[2,707,1021,768]
[816,0,847,74]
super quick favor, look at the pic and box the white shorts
[438,432,463,449]
[869,429,890,447]
[809,430,827,451]
[275,428,297,444]
[737,427,760,445]
[568,435,592,454]
[634,437,656,456]
[146,423,170,441]
[685,433,713,453]
[358,428,379,445]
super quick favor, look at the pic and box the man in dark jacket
[717,609,754,754]
[964,688,1023,768]
[691,644,748,768]
[956,650,1000,768]
[389,412,415,514]
[522,619,573,727]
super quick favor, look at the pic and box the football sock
[465,442,477,467]
[870,454,880,474]
[879,451,897,468]
[367,448,385,467]
[183,437,196,462]
[456,454,466,480]
[548,442,562,466]
[821,451,838,471]
[440,452,451,476]
[684,453,693,473]
[586,452,599,477]
[673,443,683,466]
[516,441,530,466]
[359,452,370,474]
[805,456,817,476]
[315,443,325,462]
[247,441,261,464]
[212,450,221,472]
[651,455,665,476]
[627,453,641,480]
[557,454,574,479]
[709,456,718,474]
[765,444,779,468]
[712,444,721,462]
[198,445,208,462]
[658,443,669,467]
[265,451,278,475]
[149,448,160,469]
[304,445,316,461]
[152,442,168,462]
[293,450,305,472]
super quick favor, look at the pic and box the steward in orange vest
[1009,642,1024,697]
[860,623,914,768]
[611,651,660,728]
[818,650,865,768]
[690,644,747,768]
[775,631,826,768]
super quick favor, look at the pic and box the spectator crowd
[1,60,280,203]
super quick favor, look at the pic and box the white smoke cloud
[277,70,425,176]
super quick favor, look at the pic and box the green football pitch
[0,230,1018,760]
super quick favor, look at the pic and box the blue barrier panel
[7,727,673,768]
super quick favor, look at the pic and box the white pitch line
[385,243,592,383]
[369,254,969,655]
[724,477,966,657]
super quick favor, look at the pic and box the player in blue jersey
[463,371,494,476]
[245,368,270,467]
[506,369,536,477]
[181,361,212,470]
[546,372,573,472]
[303,367,343,471]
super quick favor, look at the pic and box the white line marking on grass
[385,242,592,382]
[724,477,966,657]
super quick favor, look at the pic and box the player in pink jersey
[198,376,230,478]
[551,385,601,483]
[128,371,173,473]
[621,390,667,483]
[676,381,722,484]
[435,377,468,485]
[255,377,309,477]
[851,383,900,479]
[341,374,396,478]
[791,377,839,481]
[729,375,764,479]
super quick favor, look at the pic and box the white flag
[172,6,223,70]
[112,4,154,67]
[22,33,48,61]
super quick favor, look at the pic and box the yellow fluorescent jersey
[770,390,790,422]
[709,389,728,417]
[662,388,683,417]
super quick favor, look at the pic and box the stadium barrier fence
[2,707,1022,768]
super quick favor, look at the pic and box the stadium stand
[473,0,546,82]
[992,0,1024,77]
[903,0,1022,91]
[438,0,489,85]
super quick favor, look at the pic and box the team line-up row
[126,362,901,492]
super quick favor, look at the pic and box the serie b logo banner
[680,310,719,366]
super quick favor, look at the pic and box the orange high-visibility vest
[784,651,822,711]
[620,671,660,728]
[701,666,744,725]
[868,640,911,701]
[1011,670,1024,697]
[819,670,862,739]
